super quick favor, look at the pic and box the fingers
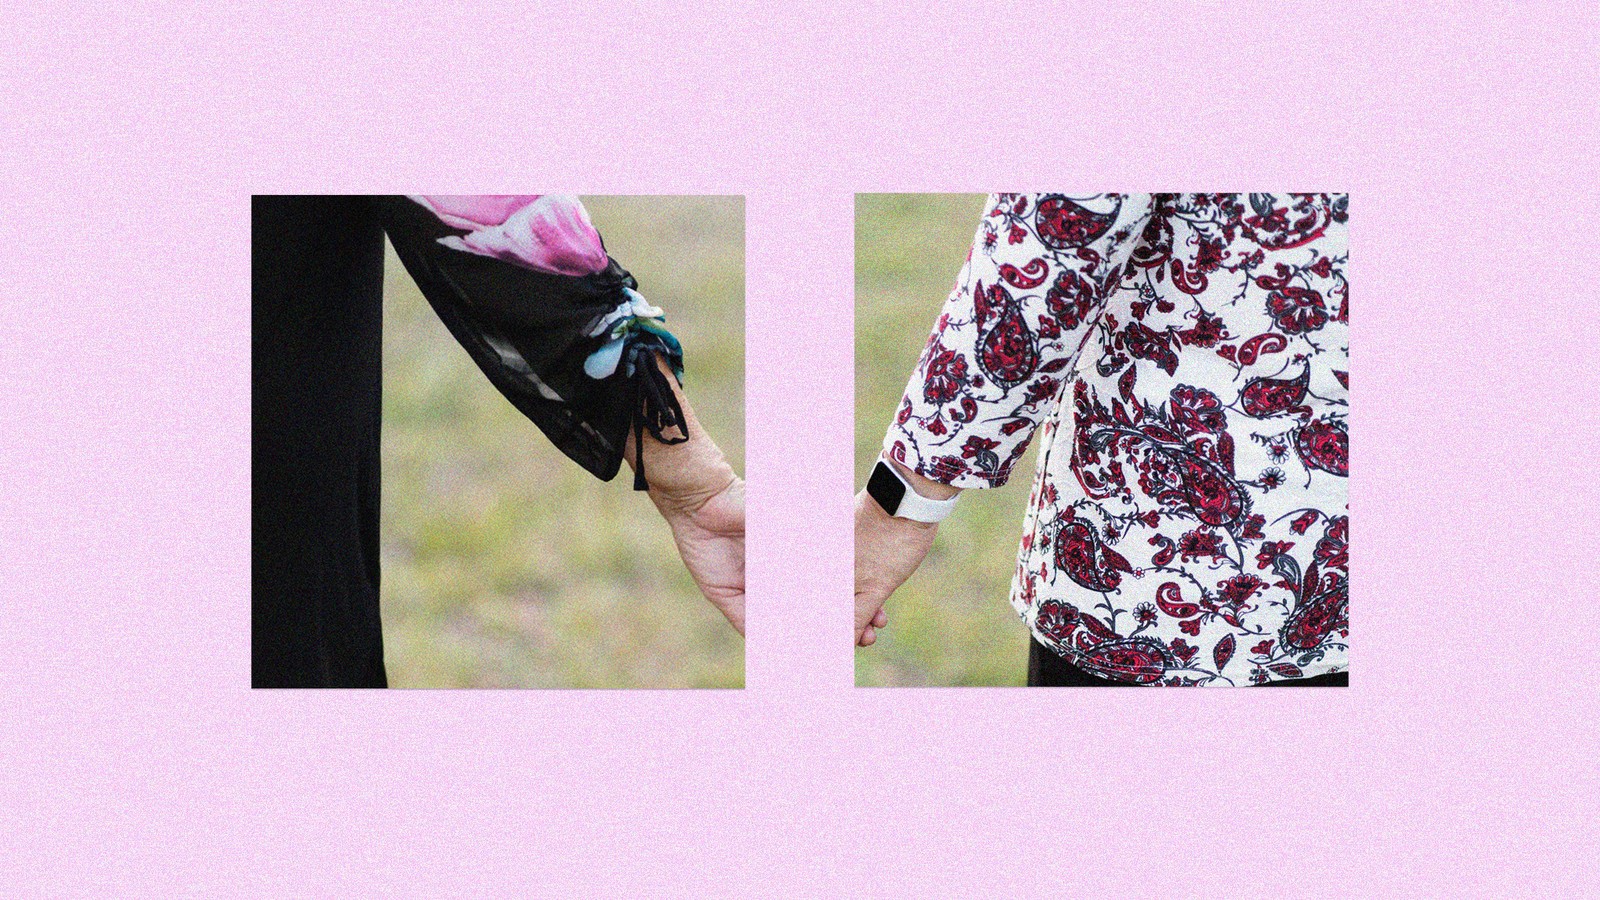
[723,600,746,637]
[856,608,889,647]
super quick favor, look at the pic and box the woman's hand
[652,476,745,636]
[627,354,745,636]
[854,458,959,646]
[853,489,937,647]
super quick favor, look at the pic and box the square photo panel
[855,193,1347,688]
[254,195,745,688]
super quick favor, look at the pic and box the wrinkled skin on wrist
[626,355,745,636]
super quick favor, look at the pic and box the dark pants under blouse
[1026,636,1349,687]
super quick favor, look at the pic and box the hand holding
[853,488,939,646]
[654,476,745,636]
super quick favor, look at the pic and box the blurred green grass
[380,196,744,688]
[855,194,1033,687]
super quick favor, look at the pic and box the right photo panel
[855,194,1349,687]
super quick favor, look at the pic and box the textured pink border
[1,2,1596,895]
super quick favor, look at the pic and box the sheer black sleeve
[375,195,686,489]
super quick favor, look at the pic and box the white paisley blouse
[883,194,1349,685]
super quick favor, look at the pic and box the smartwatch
[866,457,959,523]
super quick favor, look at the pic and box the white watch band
[871,457,959,523]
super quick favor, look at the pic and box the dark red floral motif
[1176,529,1225,562]
[1194,236,1228,273]
[1177,311,1225,348]
[1034,599,1080,643]
[1168,637,1198,665]
[1045,268,1098,329]
[1240,366,1310,418]
[1054,515,1134,592]
[1255,540,1294,569]
[973,282,1039,389]
[1170,385,1227,434]
[1217,573,1265,606]
[1265,286,1330,334]
[1034,195,1119,249]
[922,344,969,405]
[1121,322,1179,375]
[1294,417,1348,477]
[961,435,1002,476]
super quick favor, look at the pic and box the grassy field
[854,194,1035,687]
[380,196,745,689]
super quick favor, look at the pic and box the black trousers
[1027,636,1348,687]
[253,196,389,688]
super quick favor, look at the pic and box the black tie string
[629,345,689,491]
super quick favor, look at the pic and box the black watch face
[867,461,907,515]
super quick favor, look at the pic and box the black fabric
[253,196,388,688]
[252,195,681,688]
[375,196,685,485]
[1026,635,1349,687]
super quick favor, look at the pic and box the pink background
[3,2,1597,896]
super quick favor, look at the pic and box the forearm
[624,354,739,514]
[884,193,1157,489]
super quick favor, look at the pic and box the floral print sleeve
[884,194,1158,489]
[885,193,1350,686]
[377,195,687,491]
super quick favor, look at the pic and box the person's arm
[856,193,1156,645]
[624,353,744,635]
[378,195,744,634]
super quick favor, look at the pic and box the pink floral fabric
[884,194,1349,685]
[408,194,608,277]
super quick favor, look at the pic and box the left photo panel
[252,195,745,689]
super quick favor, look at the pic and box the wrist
[865,454,961,523]
[622,352,737,511]
[858,488,939,533]
[640,442,737,517]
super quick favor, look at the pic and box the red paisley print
[1295,418,1348,476]
[1053,515,1134,592]
[1241,366,1310,418]
[974,282,1038,389]
[1034,195,1120,249]
[884,194,1348,684]
[1076,639,1173,684]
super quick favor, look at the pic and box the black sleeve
[374,195,686,489]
